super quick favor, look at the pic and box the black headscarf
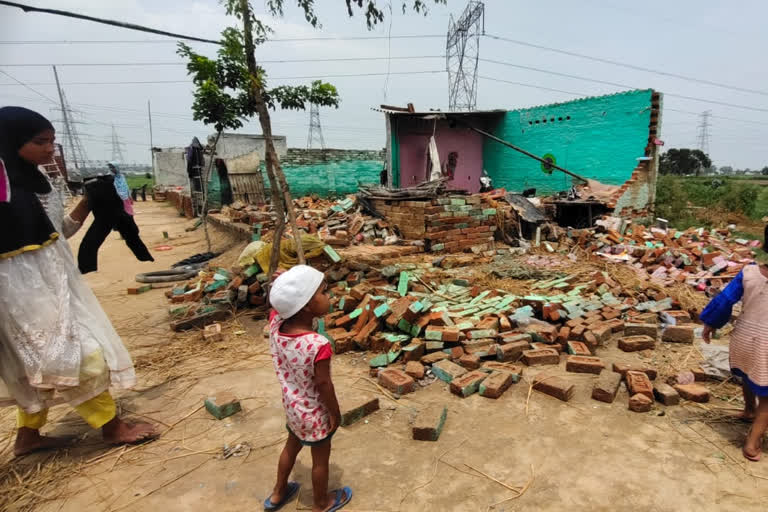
[0,106,59,259]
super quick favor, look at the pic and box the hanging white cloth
[427,136,442,181]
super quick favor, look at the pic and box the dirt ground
[3,200,768,512]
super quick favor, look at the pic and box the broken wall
[266,148,385,198]
[153,147,189,188]
[483,89,657,196]
[214,133,288,160]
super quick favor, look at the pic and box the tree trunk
[239,0,305,282]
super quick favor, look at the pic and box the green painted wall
[482,89,653,194]
[269,160,383,197]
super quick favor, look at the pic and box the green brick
[204,393,241,420]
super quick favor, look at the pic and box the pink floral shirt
[269,311,333,442]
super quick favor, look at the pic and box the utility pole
[446,1,484,111]
[306,103,326,150]
[53,65,80,175]
[697,110,711,156]
[147,99,155,182]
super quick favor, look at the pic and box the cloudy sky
[1,0,767,170]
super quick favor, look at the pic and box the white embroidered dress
[0,178,136,413]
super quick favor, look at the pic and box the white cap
[269,265,325,319]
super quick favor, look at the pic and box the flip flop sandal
[263,481,300,511]
[327,486,353,512]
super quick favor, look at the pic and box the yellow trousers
[17,391,116,430]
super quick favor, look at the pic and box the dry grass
[0,454,82,512]
[133,315,266,386]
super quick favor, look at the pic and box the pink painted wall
[398,121,484,193]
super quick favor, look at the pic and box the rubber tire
[135,268,198,284]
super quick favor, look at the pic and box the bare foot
[102,417,158,445]
[14,427,76,457]
[735,410,757,422]
[743,441,762,461]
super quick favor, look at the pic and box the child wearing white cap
[263,265,352,512]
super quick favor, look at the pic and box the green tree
[761,166,768,176]
[659,148,713,177]
[178,0,445,273]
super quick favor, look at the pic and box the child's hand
[702,325,714,344]
[329,412,341,433]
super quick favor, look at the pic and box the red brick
[582,331,598,351]
[522,349,560,366]
[624,323,658,338]
[450,370,488,397]
[450,346,465,360]
[618,335,656,352]
[405,361,425,380]
[626,371,653,400]
[530,342,562,353]
[665,310,692,324]
[590,325,612,345]
[557,326,571,345]
[378,368,415,395]
[570,325,586,339]
[613,362,657,381]
[458,353,481,370]
[673,383,710,403]
[629,393,653,412]
[653,383,680,405]
[247,281,262,294]
[412,406,447,441]
[402,341,425,361]
[479,371,515,399]
[496,341,529,362]
[420,351,450,365]
[565,355,604,374]
[662,325,695,344]
[601,308,620,320]
[566,340,592,356]
[592,372,622,403]
[533,376,574,402]
[431,359,468,383]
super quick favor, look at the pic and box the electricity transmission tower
[306,103,326,150]
[110,123,126,163]
[697,110,711,155]
[446,1,484,111]
[52,65,88,174]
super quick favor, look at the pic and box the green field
[125,175,155,189]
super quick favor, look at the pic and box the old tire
[135,268,198,284]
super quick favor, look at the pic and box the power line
[479,59,768,114]
[0,70,446,86]
[483,33,768,98]
[0,34,445,45]
[478,75,585,96]
[0,1,220,44]
[0,55,443,67]
[0,68,57,103]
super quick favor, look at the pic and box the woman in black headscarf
[0,107,156,456]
